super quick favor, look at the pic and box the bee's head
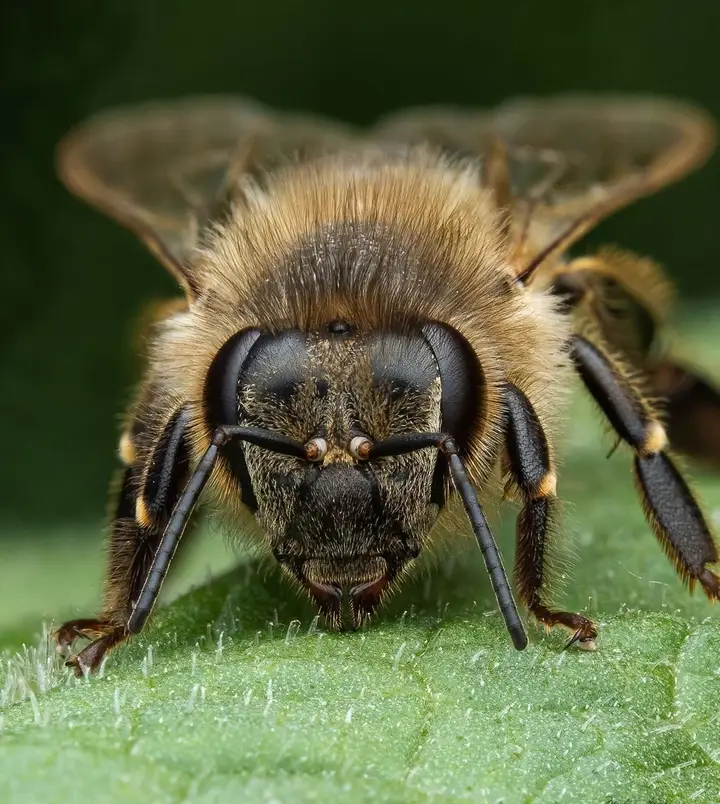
[205,320,482,628]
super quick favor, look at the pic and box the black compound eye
[422,321,483,508]
[367,331,437,393]
[204,327,264,512]
[239,330,309,401]
[205,328,262,426]
[422,321,482,448]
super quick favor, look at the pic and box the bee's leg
[504,382,598,649]
[647,357,720,471]
[571,335,720,599]
[55,406,193,676]
[547,252,720,467]
[544,250,671,363]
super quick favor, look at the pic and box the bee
[53,94,720,675]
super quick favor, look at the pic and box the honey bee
[53,94,720,675]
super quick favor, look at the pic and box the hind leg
[571,335,720,599]
[547,250,720,467]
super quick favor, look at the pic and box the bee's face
[208,321,465,627]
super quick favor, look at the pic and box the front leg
[55,406,194,676]
[504,382,598,649]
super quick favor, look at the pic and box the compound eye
[304,437,328,463]
[348,436,373,461]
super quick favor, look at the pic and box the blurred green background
[2,0,719,530]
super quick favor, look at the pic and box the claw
[67,630,125,677]
[563,630,582,650]
[53,619,109,653]
[564,628,597,652]
[54,622,127,677]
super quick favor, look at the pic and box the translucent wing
[374,95,715,278]
[57,96,355,298]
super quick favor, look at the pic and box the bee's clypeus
[53,94,720,675]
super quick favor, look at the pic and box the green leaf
[3,310,720,804]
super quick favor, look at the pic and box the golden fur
[51,94,720,674]
[144,150,571,511]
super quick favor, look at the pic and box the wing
[57,96,356,298]
[373,95,716,279]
